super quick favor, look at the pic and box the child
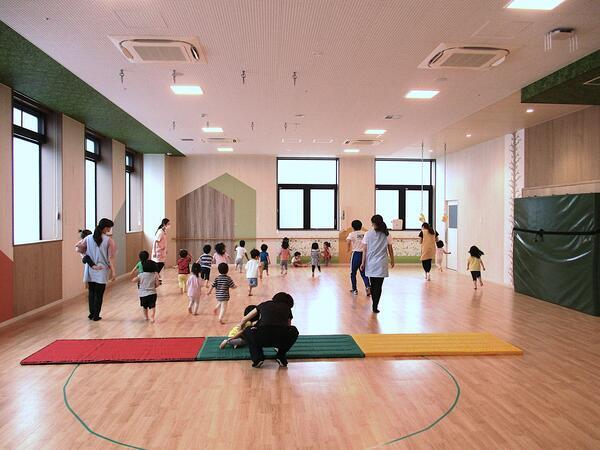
[176,249,192,294]
[259,244,270,279]
[208,263,237,324]
[246,249,260,296]
[346,219,370,295]
[77,229,101,269]
[467,246,486,289]
[310,242,321,277]
[292,251,306,267]
[129,250,149,277]
[132,260,160,323]
[198,244,213,288]
[436,240,452,272]
[213,242,230,266]
[235,240,249,273]
[187,263,202,315]
[322,241,332,266]
[279,240,291,275]
[219,305,258,349]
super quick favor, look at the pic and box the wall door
[446,201,458,271]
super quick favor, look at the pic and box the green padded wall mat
[513,194,600,316]
[197,335,365,360]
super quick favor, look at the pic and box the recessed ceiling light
[313,138,334,144]
[217,147,233,152]
[428,149,434,152]
[526,108,535,113]
[166,152,172,156]
[405,90,440,99]
[344,149,360,153]
[505,0,566,10]
[364,129,386,135]
[170,85,203,95]
[202,127,223,133]
[466,133,472,138]
[282,138,302,144]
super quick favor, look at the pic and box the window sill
[13,238,62,247]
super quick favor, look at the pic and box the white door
[446,201,458,271]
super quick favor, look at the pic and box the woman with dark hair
[239,292,299,368]
[75,218,116,321]
[419,222,438,281]
[152,218,170,275]
[360,215,394,313]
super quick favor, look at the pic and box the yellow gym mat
[352,332,523,357]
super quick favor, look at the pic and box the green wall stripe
[0,21,181,155]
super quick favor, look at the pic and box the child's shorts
[235,258,243,267]
[470,271,481,280]
[140,294,157,309]
[248,278,258,287]
[200,267,211,280]
[281,260,288,270]
[261,261,268,270]
[178,274,188,289]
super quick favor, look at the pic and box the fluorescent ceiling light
[217,147,234,152]
[466,133,472,138]
[170,85,203,95]
[202,127,223,133]
[364,129,386,135]
[526,108,535,113]
[405,90,439,99]
[505,0,565,10]
[344,149,360,153]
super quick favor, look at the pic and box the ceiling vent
[282,138,302,144]
[109,36,207,63]
[313,138,334,144]
[202,137,238,144]
[384,114,402,120]
[419,43,509,70]
[343,139,382,146]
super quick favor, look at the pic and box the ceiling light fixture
[170,85,203,95]
[344,149,360,153]
[505,0,566,10]
[405,90,440,99]
[466,133,472,138]
[202,127,223,133]
[364,129,386,135]
[217,147,234,152]
[526,108,535,113]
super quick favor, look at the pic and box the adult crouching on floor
[239,292,299,368]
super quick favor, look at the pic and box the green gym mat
[196,334,365,361]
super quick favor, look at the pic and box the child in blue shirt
[259,244,270,279]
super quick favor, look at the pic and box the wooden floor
[1,265,599,449]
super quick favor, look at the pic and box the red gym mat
[20,337,205,365]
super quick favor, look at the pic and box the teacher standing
[76,218,116,321]
[152,218,170,276]
[360,215,394,313]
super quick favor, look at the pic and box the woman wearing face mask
[152,218,170,276]
[75,218,117,321]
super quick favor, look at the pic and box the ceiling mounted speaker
[109,36,207,63]
[419,43,509,70]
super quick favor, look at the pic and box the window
[277,158,338,230]
[85,135,100,230]
[125,151,134,232]
[12,102,45,244]
[375,159,435,230]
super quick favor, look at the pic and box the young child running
[187,263,202,315]
[235,240,249,273]
[279,240,291,275]
[208,263,237,324]
[291,251,306,267]
[219,305,258,349]
[322,242,332,266]
[198,244,213,288]
[246,249,260,296]
[436,240,452,272]
[311,242,321,277]
[467,246,486,289]
[213,242,230,266]
[176,249,192,294]
[132,260,160,323]
[259,244,270,279]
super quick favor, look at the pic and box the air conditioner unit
[109,36,207,63]
[202,137,238,144]
[343,139,382,146]
[419,43,509,70]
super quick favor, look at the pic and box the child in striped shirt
[197,244,213,288]
[208,263,237,324]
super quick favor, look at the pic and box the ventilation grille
[343,139,382,146]
[202,137,238,144]
[109,36,207,63]
[313,138,334,144]
[419,44,509,70]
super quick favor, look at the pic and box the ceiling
[1,0,599,157]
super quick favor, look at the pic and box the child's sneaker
[219,339,229,349]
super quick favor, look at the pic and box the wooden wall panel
[13,241,62,315]
[525,106,600,188]
[126,232,144,272]
[176,185,235,258]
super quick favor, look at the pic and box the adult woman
[75,218,116,321]
[239,292,299,368]
[419,222,438,281]
[152,218,170,275]
[360,215,394,313]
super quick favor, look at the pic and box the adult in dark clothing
[239,292,299,368]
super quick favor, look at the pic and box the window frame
[125,150,135,232]
[374,158,436,231]
[84,132,101,231]
[276,157,339,231]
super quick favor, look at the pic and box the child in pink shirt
[187,263,203,315]
[213,242,231,266]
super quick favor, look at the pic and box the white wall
[143,154,167,261]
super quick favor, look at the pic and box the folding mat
[196,334,365,361]
[352,332,523,357]
[20,337,206,365]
